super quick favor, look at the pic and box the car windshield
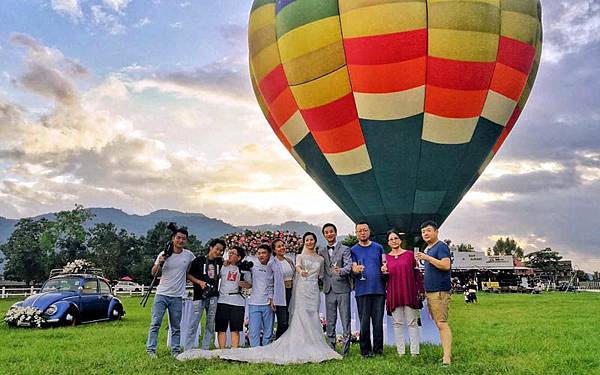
[41,277,81,293]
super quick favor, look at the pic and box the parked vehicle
[6,272,125,327]
[114,281,142,293]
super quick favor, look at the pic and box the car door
[80,279,101,321]
[97,280,112,319]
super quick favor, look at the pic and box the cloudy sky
[0,1,599,271]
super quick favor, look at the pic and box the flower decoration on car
[62,259,93,274]
[4,306,47,328]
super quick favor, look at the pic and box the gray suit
[318,242,352,355]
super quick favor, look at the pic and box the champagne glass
[357,260,366,281]
[331,261,339,275]
[301,258,309,277]
[381,255,388,274]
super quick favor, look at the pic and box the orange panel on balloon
[425,86,487,119]
[489,63,528,101]
[348,57,426,94]
[312,119,365,154]
[269,87,297,127]
[266,112,292,150]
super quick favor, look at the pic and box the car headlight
[10,302,22,310]
[45,304,58,316]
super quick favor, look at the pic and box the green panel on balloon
[360,114,423,218]
[338,171,389,232]
[413,190,446,214]
[276,0,339,37]
[416,141,468,192]
[438,117,505,218]
[252,0,275,12]
[294,135,364,221]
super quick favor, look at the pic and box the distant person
[351,221,386,357]
[415,220,452,366]
[246,243,275,347]
[185,238,225,350]
[214,246,251,348]
[381,229,424,356]
[271,239,295,339]
[318,223,352,355]
[146,226,195,358]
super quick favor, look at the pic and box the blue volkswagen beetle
[8,272,125,327]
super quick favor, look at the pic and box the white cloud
[543,0,600,63]
[102,0,131,12]
[169,22,183,29]
[133,17,151,28]
[91,5,126,35]
[50,0,83,20]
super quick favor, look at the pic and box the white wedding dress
[177,253,342,364]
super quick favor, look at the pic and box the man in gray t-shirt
[146,228,195,357]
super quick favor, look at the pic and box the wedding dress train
[177,253,342,364]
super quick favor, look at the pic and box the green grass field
[1,292,599,375]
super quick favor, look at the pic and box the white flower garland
[62,259,93,274]
[4,306,46,328]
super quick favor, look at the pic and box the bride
[178,232,342,364]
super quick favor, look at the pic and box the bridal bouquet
[5,306,46,328]
[223,230,303,255]
[62,259,93,274]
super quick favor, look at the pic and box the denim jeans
[146,294,183,355]
[248,304,274,347]
[356,294,386,356]
[184,297,218,350]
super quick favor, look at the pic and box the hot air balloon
[248,0,542,237]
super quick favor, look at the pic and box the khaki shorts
[426,291,451,323]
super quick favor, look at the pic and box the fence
[0,285,194,299]
[579,281,600,290]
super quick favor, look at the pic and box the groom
[318,223,352,355]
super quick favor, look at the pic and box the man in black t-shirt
[184,238,224,350]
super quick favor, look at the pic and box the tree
[489,237,524,259]
[42,205,94,270]
[1,218,49,285]
[575,270,590,282]
[341,234,358,247]
[526,247,562,281]
[87,223,143,281]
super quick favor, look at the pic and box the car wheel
[110,306,123,320]
[134,288,140,292]
[63,308,80,327]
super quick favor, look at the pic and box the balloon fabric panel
[248,0,542,236]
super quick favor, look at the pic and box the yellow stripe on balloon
[277,16,342,64]
[290,67,351,109]
[354,86,425,120]
[428,28,499,62]
[248,23,277,58]
[248,3,276,35]
[281,41,346,85]
[500,0,539,17]
[481,91,517,126]
[280,111,310,147]
[501,10,539,44]
[339,0,425,13]
[422,114,479,144]
[340,2,426,38]
[428,0,498,6]
[428,0,500,33]
[250,43,280,83]
[324,145,372,176]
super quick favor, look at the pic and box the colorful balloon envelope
[248,0,542,235]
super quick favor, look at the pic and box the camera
[238,260,254,272]
[162,222,179,259]
[201,282,219,299]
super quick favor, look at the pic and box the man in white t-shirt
[146,227,195,357]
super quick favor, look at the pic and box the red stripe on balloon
[343,28,428,65]
[492,105,522,153]
[496,36,536,74]
[312,119,365,153]
[269,87,298,127]
[259,65,289,104]
[301,93,358,132]
[427,57,495,91]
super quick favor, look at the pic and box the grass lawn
[1,292,599,375]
